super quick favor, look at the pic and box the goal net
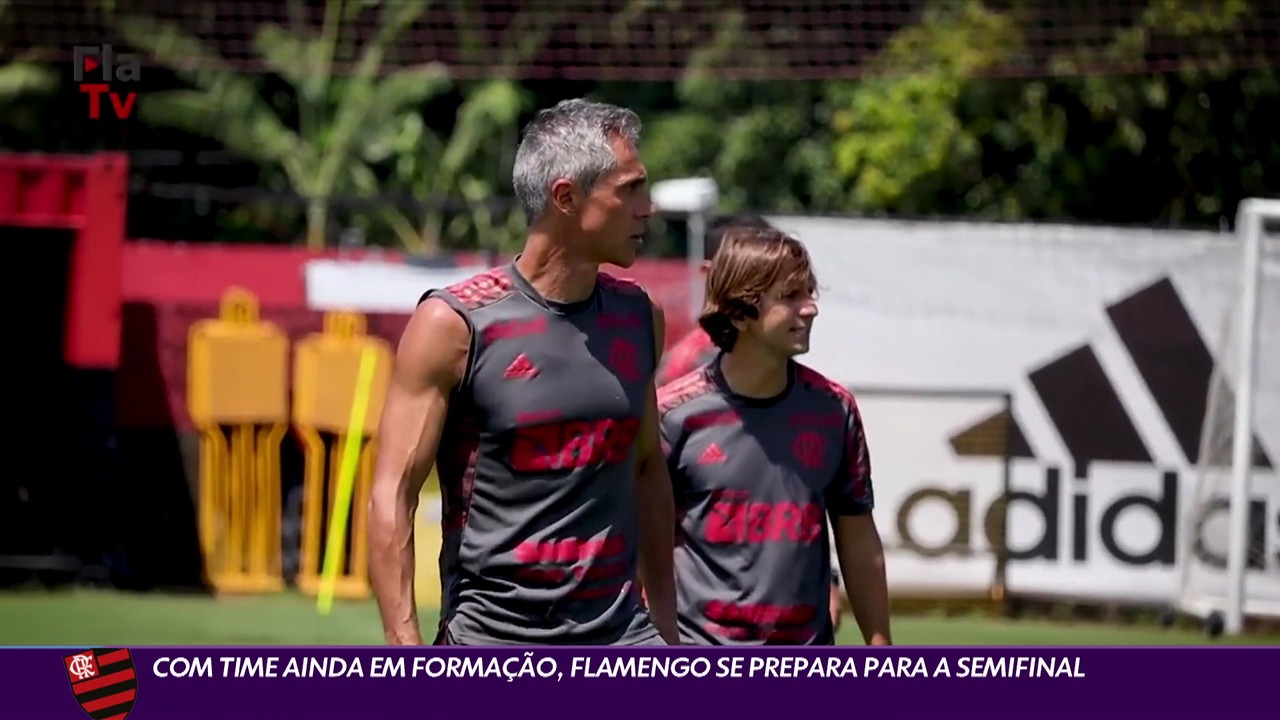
[1174,199,1280,635]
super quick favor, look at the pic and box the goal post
[1175,198,1280,636]
[1226,199,1278,635]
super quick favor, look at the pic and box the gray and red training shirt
[658,355,874,645]
[421,260,663,646]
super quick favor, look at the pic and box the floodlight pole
[687,210,708,321]
[651,178,720,325]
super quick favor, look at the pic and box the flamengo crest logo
[63,648,139,720]
[945,275,1275,569]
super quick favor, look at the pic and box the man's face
[738,277,819,358]
[574,135,654,268]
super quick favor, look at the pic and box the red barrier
[0,149,692,427]
[114,243,695,431]
[0,152,127,369]
[122,240,406,308]
[121,242,695,340]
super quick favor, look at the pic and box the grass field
[2,589,1277,646]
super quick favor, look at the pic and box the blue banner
[9,646,1275,720]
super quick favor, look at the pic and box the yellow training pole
[317,345,379,615]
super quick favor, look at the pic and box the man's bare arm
[635,298,678,644]
[829,578,844,633]
[367,298,469,645]
[833,515,892,646]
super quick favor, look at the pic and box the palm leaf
[313,0,431,194]
[140,89,307,184]
[439,80,525,178]
[0,62,58,101]
[115,15,243,91]
[345,64,450,174]
[368,63,452,119]
[254,23,325,99]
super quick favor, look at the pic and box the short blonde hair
[697,227,817,352]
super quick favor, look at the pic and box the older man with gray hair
[368,98,678,647]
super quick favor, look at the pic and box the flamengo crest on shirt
[63,648,138,720]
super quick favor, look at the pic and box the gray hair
[512,98,643,221]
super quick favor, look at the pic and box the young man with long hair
[657,227,891,645]
[657,216,847,635]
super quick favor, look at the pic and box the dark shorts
[432,622,452,646]
[434,621,668,646]
[625,628,669,646]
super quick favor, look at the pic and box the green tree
[0,0,58,104]
[824,1,1024,216]
[349,78,531,254]
[628,8,843,214]
[114,0,446,249]
[820,0,1278,225]
[348,1,568,253]
[346,2,559,255]
[1014,0,1277,225]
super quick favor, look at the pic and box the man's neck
[719,343,790,399]
[515,230,599,304]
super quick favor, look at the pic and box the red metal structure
[0,151,696,590]
[0,151,128,587]
[0,151,127,369]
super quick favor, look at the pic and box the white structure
[651,177,719,320]
[1174,198,1280,636]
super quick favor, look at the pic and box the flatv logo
[64,648,138,720]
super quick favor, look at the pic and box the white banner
[767,215,1279,608]
[304,259,489,314]
[854,392,1010,599]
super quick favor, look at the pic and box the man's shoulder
[422,266,517,311]
[793,363,860,416]
[657,367,719,418]
[597,271,651,300]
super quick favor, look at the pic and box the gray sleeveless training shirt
[422,260,662,646]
